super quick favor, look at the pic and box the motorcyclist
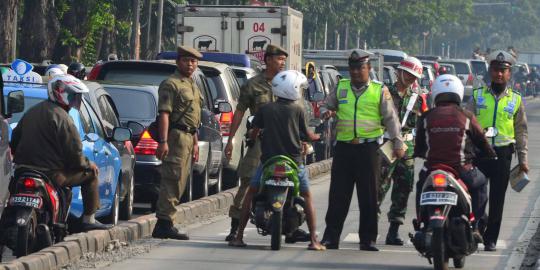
[10,74,112,231]
[68,62,86,80]
[513,66,529,95]
[413,74,496,241]
[438,66,448,75]
[228,70,325,251]
[528,66,540,96]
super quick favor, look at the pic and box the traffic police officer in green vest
[466,49,529,252]
[320,49,404,251]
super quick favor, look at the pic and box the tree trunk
[0,0,19,63]
[19,0,60,63]
[131,0,141,59]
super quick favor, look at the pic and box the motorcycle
[410,164,477,270]
[250,155,305,250]
[0,168,72,258]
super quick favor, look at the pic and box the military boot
[385,223,404,246]
[225,218,239,241]
[152,219,189,240]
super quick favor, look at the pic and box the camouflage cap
[487,50,516,69]
[177,45,203,60]
[349,49,373,67]
[265,44,288,57]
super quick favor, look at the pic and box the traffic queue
[0,43,531,270]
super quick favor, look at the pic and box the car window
[233,69,248,87]
[79,102,95,135]
[85,101,106,138]
[205,74,227,101]
[471,62,488,76]
[103,69,173,85]
[444,62,469,74]
[193,74,211,109]
[225,68,241,100]
[97,95,119,136]
[106,88,157,120]
[8,97,42,124]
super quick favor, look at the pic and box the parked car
[156,51,263,71]
[82,81,140,220]
[231,66,257,87]
[420,60,440,77]
[88,60,229,201]
[368,49,408,63]
[439,63,457,76]
[4,83,129,225]
[438,59,474,97]
[415,55,442,61]
[197,61,247,182]
[319,65,342,92]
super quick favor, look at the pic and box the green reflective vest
[335,79,384,141]
[473,87,521,146]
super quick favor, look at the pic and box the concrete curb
[0,159,332,270]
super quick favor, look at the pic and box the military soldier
[223,45,309,243]
[320,49,404,251]
[152,46,203,240]
[466,50,529,251]
[378,57,425,245]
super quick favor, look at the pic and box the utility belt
[171,123,197,135]
[342,136,382,145]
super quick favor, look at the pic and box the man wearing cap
[378,56,425,246]
[152,46,203,240]
[224,44,312,243]
[466,50,529,251]
[320,49,404,251]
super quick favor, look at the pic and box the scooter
[0,168,72,258]
[250,155,305,250]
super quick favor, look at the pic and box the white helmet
[57,64,69,74]
[48,74,89,108]
[397,56,423,79]
[271,70,307,101]
[45,67,64,77]
[431,74,464,105]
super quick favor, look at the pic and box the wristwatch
[158,139,167,144]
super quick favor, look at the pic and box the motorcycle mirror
[485,127,498,138]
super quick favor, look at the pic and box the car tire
[103,183,120,225]
[210,166,222,195]
[181,160,194,203]
[119,174,134,220]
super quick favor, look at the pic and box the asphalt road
[94,98,540,270]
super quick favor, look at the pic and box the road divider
[0,159,332,270]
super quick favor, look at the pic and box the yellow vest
[335,80,384,141]
[473,87,521,146]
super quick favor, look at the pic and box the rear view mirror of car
[126,121,144,137]
[7,90,24,117]
[112,127,132,142]
[312,92,325,102]
[217,101,232,113]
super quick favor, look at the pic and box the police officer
[320,49,404,251]
[466,50,529,251]
[223,45,310,243]
[378,57,424,245]
[152,46,203,240]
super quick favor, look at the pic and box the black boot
[285,228,311,243]
[225,218,239,241]
[385,223,404,246]
[152,219,189,240]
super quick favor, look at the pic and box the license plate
[265,179,294,187]
[420,191,458,206]
[9,195,42,208]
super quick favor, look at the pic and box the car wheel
[103,183,120,225]
[210,166,222,195]
[181,160,194,203]
[119,174,134,220]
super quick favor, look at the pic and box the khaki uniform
[229,72,273,219]
[156,70,203,222]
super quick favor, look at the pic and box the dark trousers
[416,166,488,226]
[47,169,100,215]
[476,145,513,244]
[322,141,380,245]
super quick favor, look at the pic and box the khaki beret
[265,44,288,57]
[177,46,203,60]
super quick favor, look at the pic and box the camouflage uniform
[156,69,203,223]
[378,83,423,224]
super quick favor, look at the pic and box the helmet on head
[67,63,86,80]
[397,56,423,79]
[431,74,464,105]
[45,68,64,77]
[438,66,448,75]
[48,75,89,108]
[271,70,308,101]
[57,64,68,74]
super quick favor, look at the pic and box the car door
[80,101,118,213]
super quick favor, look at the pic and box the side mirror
[311,92,325,102]
[112,127,132,142]
[309,118,323,127]
[214,101,232,114]
[84,133,100,142]
[6,90,24,117]
[126,121,144,137]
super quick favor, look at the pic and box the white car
[439,59,474,97]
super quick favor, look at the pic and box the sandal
[308,242,326,251]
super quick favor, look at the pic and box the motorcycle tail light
[432,174,447,188]
[273,164,286,178]
[23,178,37,190]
